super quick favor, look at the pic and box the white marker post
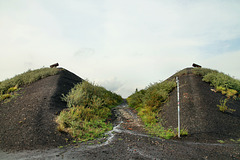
[176,77,180,138]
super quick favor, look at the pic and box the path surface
[1,102,239,160]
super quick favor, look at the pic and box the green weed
[7,85,18,93]
[0,93,11,101]
[56,81,122,142]
[192,68,218,77]
[217,140,225,144]
[230,139,235,142]
[193,68,240,96]
[127,79,186,139]
[62,81,122,108]
[56,106,113,142]
[145,123,188,139]
[127,80,176,109]
[217,98,236,113]
[193,68,240,113]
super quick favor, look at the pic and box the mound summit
[0,69,82,151]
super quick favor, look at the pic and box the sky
[0,0,240,98]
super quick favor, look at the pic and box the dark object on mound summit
[50,63,59,68]
[192,63,202,68]
[0,69,83,151]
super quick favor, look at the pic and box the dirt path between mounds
[1,102,239,160]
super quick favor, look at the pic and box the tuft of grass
[56,81,122,142]
[7,85,18,93]
[217,140,225,144]
[145,123,188,139]
[217,98,228,112]
[0,93,12,102]
[217,98,236,113]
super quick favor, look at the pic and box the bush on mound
[193,67,240,113]
[56,81,123,142]
[127,80,188,139]
[193,67,240,96]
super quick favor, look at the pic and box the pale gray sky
[1,0,240,98]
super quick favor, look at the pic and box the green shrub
[127,79,181,139]
[193,68,240,98]
[193,68,240,93]
[127,89,145,108]
[56,106,112,141]
[57,81,122,142]
[127,80,176,109]
[145,123,188,139]
[62,81,122,108]
[226,89,238,98]
[192,68,218,77]
[203,72,240,92]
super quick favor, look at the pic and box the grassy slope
[127,67,240,139]
[0,68,59,102]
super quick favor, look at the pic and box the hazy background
[1,0,240,98]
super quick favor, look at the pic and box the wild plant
[217,98,236,113]
[127,79,183,139]
[57,80,122,142]
[193,68,240,99]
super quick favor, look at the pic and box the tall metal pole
[176,77,180,138]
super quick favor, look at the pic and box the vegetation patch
[193,68,240,96]
[0,67,59,102]
[127,80,188,139]
[217,140,225,144]
[193,68,240,112]
[217,98,236,113]
[56,81,122,142]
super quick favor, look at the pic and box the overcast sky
[1,0,240,98]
